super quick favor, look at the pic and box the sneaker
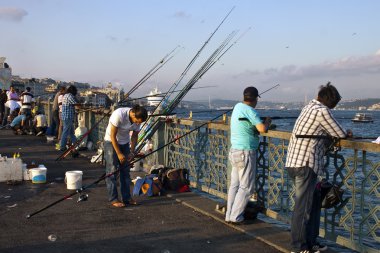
[291,251,319,253]
[36,131,44,136]
[311,243,327,252]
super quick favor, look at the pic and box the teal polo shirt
[230,102,262,150]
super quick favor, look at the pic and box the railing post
[47,98,52,126]
[156,120,166,165]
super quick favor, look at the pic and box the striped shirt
[285,99,346,175]
[61,93,77,120]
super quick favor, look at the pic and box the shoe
[311,243,327,252]
[127,199,139,205]
[290,249,321,253]
[36,131,44,136]
[111,201,126,208]
[228,220,251,226]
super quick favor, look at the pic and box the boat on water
[351,113,374,123]
[147,87,163,107]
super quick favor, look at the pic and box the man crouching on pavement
[104,104,148,208]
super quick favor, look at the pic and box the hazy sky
[1,0,379,102]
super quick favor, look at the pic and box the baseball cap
[243,86,260,101]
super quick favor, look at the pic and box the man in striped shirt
[59,85,80,151]
[286,83,352,253]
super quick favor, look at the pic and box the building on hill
[94,82,124,104]
[369,103,380,110]
[81,90,111,108]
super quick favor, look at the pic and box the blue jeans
[104,141,131,204]
[225,149,256,223]
[287,166,320,251]
[60,118,76,149]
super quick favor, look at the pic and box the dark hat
[243,86,260,101]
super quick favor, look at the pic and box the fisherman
[51,85,65,139]
[20,87,35,134]
[225,86,271,224]
[33,110,48,136]
[0,89,6,126]
[20,87,34,117]
[2,85,19,127]
[103,104,148,207]
[10,108,26,135]
[285,82,353,253]
[58,85,80,151]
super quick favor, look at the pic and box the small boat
[351,113,374,123]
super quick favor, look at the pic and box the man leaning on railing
[285,82,353,253]
[225,86,271,225]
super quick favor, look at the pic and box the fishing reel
[77,194,89,203]
[326,137,341,153]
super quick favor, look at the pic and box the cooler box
[0,158,23,182]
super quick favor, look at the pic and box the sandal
[128,199,139,205]
[111,201,126,208]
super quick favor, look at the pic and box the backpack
[149,166,190,192]
[164,168,189,191]
[132,174,162,197]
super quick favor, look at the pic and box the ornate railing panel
[165,119,230,199]
[162,119,379,253]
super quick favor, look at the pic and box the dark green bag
[320,180,344,209]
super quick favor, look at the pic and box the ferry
[147,87,163,107]
[351,113,374,123]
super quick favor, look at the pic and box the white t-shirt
[104,108,140,145]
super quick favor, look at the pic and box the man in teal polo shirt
[225,86,271,224]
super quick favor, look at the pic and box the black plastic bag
[320,180,344,209]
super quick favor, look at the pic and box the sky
[0,0,379,102]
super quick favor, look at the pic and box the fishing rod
[119,85,217,104]
[144,6,235,117]
[135,31,238,153]
[55,110,175,162]
[198,27,251,78]
[259,84,280,95]
[123,45,181,98]
[135,7,236,152]
[55,47,179,161]
[26,108,232,219]
[296,135,378,140]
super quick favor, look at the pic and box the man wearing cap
[225,86,271,224]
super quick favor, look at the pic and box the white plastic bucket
[23,163,31,180]
[30,167,47,183]
[65,171,83,190]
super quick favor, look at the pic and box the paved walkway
[0,129,345,253]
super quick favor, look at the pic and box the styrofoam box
[0,158,23,182]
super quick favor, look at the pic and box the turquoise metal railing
[163,119,379,253]
[62,109,379,253]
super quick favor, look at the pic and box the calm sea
[176,108,380,138]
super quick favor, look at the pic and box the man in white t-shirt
[104,104,148,207]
